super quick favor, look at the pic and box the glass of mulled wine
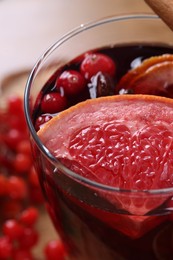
[24,14,173,259]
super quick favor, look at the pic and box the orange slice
[38,95,173,215]
[117,54,173,97]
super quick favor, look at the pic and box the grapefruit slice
[117,54,173,97]
[38,95,173,215]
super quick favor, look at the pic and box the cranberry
[7,176,28,200]
[18,227,39,249]
[8,115,27,132]
[19,207,39,227]
[0,174,8,196]
[35,114,53,131]
[41,93,67,114]
[1,199,23,220]
[12,248,33,260]
[13,153,32,174]
[0,236,13,259]
[56,70,86,95]
[2,219,24,240]
[7,96,23,115]
[80,53,116,80]
[7,96,27,131]
[72,51,92,64]
[16,140,32,155]
[44,239,67,260]
[5,129,24,149]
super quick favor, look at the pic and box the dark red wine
[33,44,173,130]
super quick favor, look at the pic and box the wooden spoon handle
[145,0,173,31]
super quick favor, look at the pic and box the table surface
[0,0,153,258]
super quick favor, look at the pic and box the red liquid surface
[33,44,173,259]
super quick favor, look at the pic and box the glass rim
[24,13,173,195]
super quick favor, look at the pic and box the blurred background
[0,0,152,79]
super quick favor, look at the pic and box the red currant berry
[2,219,24,240]
[41,93,67,114]
[56,70,86,95]
[0,236,13,259]
[44,239,67,260]
[35,114,53,131]
[18,227,39,249]
[7,176,28,200]
[19,207,39,227]
[80,53,116,80]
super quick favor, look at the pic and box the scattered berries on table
[0,95,67,259]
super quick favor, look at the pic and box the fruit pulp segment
[67,98,173,191]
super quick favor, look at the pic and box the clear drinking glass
[24,14,173,259]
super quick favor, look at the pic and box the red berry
[0,174,8,196]
[56,70,86,95]
[80,53,116,80]
[12,248,33,260]
[41,93,67,113]
[16,140,32,155]
[1,199,23,220]
[6,96,27,131]
[5,129,24,149]
[35,114,53,131]
[44,239,67,260]
[7,176,28,200]
[19,207,39,227]
[18,227,39,249]
[72,51,92,64]
[2,219,24,240]
[13,153,32,173]
[8,115,27,132]
[0,236,13,259]
[7,96,23,115]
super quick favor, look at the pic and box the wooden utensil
[145,0,173,31]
